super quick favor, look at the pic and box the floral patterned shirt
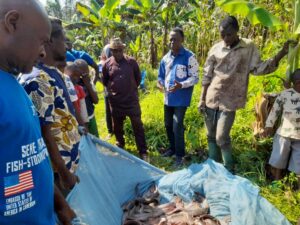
[266,88,300,139]
[19,65,80,172]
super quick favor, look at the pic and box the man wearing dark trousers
[157,27,199,167]
[102,38,148,161]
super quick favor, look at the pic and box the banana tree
[121,0,165,68]
[45,0,63,19]
[287,0,300,80]
[216,0,300,81]
[66,0,128,43]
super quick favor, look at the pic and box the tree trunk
[163,12,169,55]
[150,26,157,68]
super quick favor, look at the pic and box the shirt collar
[221,38,247,50]
[169,47,185,57]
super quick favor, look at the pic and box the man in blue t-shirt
[0,0,55,224]
[158,27,199,167]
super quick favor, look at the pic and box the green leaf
[76,2,99,24]
[180,10,195,21]
[216,0,282,28]
[161,10,168,21]
[104,0,121,12]
[217,0,253,17]
[295,24,300,34]
[140,0,154,9]
[64,22,94,30]
[247,6,282,28]
[114,14,122,22]
[90,0,102,11]
[135,35,141,49]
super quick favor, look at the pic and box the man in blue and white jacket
[157,27,199,166]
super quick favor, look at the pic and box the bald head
[0,0,46,17]
[0,0,51,74]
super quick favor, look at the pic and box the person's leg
[288,139,300,189]
[204,107,222,162]
[164,105,175,155]
[105,96,113,134]
[215,110,236,172]
[173,107,187,159]
[269,134,291,180]
[129,114,147,155]
[112,115,126,148]
[88,116,99,137]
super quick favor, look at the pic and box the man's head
[109,38,125,62]
[219,16,239,47]
[0,0,51,74]
[44,17,66,67]
[169,27,184,53]
[65,37,73,51]
[292,69,300,92]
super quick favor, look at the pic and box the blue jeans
[164,105,187,158]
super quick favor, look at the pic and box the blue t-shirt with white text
[0,70,55,225]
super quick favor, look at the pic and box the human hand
[169,80,182,93]
[81,73,91,84]
[198,101,206,114]
[283,79,291,89]
[60,170,80,190]
[78,125,88,135]
[281,39,298,55]
[157,81,165,92]
[56,203,76,225]
[260,127,273,138]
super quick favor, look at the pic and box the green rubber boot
[208,141,222,163]
[221,148,235,173]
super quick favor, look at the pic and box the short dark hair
[171,27,184,39]
[65,62,78,72]
[220,16,239,31]
[49,16,63,39]
[74,59,88,70]
[292,69,300,82]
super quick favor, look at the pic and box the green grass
[94,64,300,224]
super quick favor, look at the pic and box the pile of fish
[122,186,230,225]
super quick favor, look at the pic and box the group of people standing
[0,0,298,224]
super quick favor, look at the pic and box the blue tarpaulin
[67,135,291,225]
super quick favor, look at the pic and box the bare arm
[91,62,100,85]
[82,75,99,104]
[72,102,88,132]
[251,40,296,75]
[198,84,209,112]
[54,185,76,225]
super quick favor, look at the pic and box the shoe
[104,133,113,141]
[140,153,150,163]
[174,156,183,167]
[162,149,175,157]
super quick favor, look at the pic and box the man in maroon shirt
[102,38,148,161]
